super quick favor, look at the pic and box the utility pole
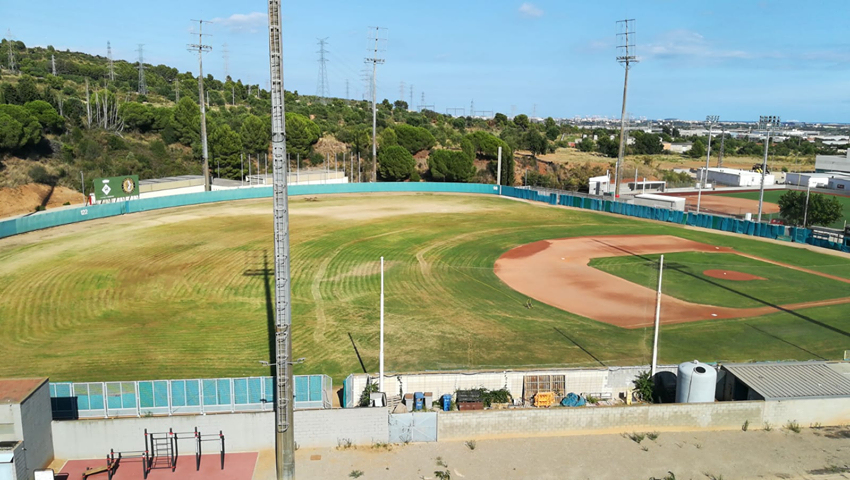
[756,115,780,223]
[222,43,230,79]
[188,19,213,192]
[6,30,16,73]
[268,1,295,478]
[107,41,115,81]
[136,44,147,95]
[696,115,719,214]
[614,19,638,198]
[365,27,387,182]
[316,38,330,104]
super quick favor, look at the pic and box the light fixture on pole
[696,115,719,214]
[756,115,781,223]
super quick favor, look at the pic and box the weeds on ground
[763,422,772,432]
[464,440,476,450]
[641,445,649,452]
[742,420,749,432]
[434,457,451,480]
[695,443,703,449]
[810,422,823,429]
[647,432,659,441]
[337,438,353,450]
[349,470,364,478]
[807,465,850,475]
[371,441,392,451]
[649,472,676,480]
[626,432,646,444]
[586,395,600,404]
[785,421,801,433]
[704,474,724,480]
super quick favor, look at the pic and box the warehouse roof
[722,362,850,400]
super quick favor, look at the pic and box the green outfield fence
[0,182,841,253]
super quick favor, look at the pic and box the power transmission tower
[510,105,517,119]
[345,79,349,99]
[267,3,295,479]
[222,43,230,79]
[614,19,638,198]
[6,30,16,73]
[409,84,413,110]
[51,54,56,75]
[365,27,387,182]
[532,104,537,118]
[399,81,405,104]
[107,41,115,81]
[136,44,147,95]
[188,19,213,192]
[470,100,475,117]
[316,37,330,104]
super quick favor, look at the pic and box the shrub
[378,145,415,181]
[428,149,475,183]
[29,165,57,186]
[633,371,654,403]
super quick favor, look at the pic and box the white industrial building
[785,173,831,188]
[700,168,775,187]
[632,194,685,211]
[828,175,850,191]
[588,175,610,196]
[816,151,850,174]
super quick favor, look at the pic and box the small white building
[632,193,686,212]
[785,173,830,188]
[815,151,850,174]
[701,168,775,187]
[663,142,693,154]
[828,175,850,191]
[588,175,610,196]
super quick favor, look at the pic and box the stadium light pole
[756,115,781,223]
[696,115,719,214]
[803,182,811,228]
[379,256,385,393]
[651,255,664,378]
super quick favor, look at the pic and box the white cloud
[518,3,543,18]
[643,29,750,61]
[211,12,268,34]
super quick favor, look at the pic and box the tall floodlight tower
[267,3,294,479]
[316,38,330,104]
[137,45,147,95]
[756,115,781,223]
[614,19,638,197]
[365,27,387,182]
[696,115,719,214]
[188,20,213,192]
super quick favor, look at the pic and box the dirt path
[494,235,850,328]
[291,427,850,480]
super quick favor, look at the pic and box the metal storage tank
[676,360,717,403]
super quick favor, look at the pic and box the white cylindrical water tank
[676,360,717,403]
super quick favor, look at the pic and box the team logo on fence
[122,177,136,194]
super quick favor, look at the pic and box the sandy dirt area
[0,183,85,218]
[704,269,766,281]
[679,194,780,217]
[494,235,850,328]
[291,426,850,480]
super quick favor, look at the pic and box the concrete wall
[52,408,389,460]
[438,402,765,441]
[19,382,53,477]
[763,398,850,427]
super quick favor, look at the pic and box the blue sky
[5,0,848,122]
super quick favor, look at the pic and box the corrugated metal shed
[722,362,850,400]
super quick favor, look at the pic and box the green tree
[523,129,547,156]
[394,124,436,154]
[172,97,201,148]
[240,114,270,155]
[378,145,415,181]
[285,112,321,157]
[118,102,154,132]
[24,100,64,132]
[596,136,619,158]
[513,114,530,130]
[778,190,843,228]
[578,137,595,153]
[393,100,408,111]
[633,132,663,155]
[16,76,40,104]
[378,127,398,148]
[428,149,475,183]
[493,112,508,126]
[0,104,42,151]
[209,124,243,180]
[545,124,560,141]
[689,139,706,158]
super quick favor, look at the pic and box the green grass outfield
[2,193,850,383]
[717,189,850,228]
[589,252,849,309]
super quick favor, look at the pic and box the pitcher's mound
[703,270,766,281]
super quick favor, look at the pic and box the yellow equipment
[533,391,556,408]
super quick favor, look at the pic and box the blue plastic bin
[414,392,424,411]
[441,394,452,411]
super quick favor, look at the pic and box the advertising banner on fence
[93,175,139,201]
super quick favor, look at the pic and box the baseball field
[2,192,850,383]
